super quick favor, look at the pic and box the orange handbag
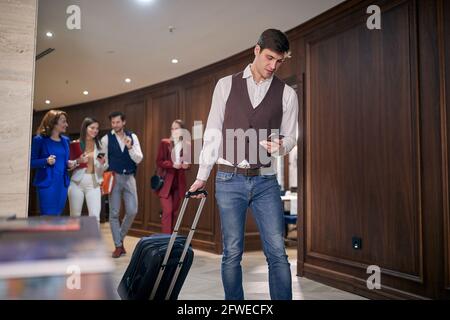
[101,171,116,195]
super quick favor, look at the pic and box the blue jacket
[30,135,70,188]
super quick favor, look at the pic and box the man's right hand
[189,179,207,198]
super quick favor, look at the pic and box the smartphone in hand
[97,153,105,159]
[263,133,284,156]
[267,133,284,143]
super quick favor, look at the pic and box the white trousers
[68,174,101,222]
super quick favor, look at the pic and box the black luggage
[117,190,208,300]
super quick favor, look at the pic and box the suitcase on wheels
[117,190,208,300]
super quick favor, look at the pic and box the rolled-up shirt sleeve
[196,77,229,182]
[129,134,144,164]
[100,135,109,170]
[278,85,299,156]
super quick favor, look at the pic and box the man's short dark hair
[257,29,290,54]
[109,111,126,121]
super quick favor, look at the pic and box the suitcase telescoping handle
[185,190,208,198]
[150,189,208,300]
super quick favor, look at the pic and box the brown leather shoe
[121,245,127,254]
[112,246,125,258]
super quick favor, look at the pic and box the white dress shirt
[197,64,299,181]
[101,130,144,169]
[173,139,183,164]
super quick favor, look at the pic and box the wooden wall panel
[296,0,450,299]
[304,0,424,297]
[90,100,113,131]
[213,57,249,84]
[145,90,180,233]
[306,0,421,277]
[440,0,450,291]
[65,105,93,135]
[416,0,448,300]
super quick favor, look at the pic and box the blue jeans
[215,170,292,300]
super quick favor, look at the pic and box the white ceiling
[34,0,344,110]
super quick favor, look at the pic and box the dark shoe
[121,245,127,254]
[112,246,125,258]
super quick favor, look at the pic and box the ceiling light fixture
[125,78,131,83]
[83,91,89,95]
[46,32,53,38]
[171,59,179,64]
[45,100,51,104]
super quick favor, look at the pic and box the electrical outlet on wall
[352,237,362,250]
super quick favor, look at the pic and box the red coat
[155,138,191,199]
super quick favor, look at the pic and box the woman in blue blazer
[31,110,76,215]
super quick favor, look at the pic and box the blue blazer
[30,135,70,188]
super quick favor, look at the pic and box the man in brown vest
[189,29,298,300]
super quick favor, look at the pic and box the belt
[115,170,135,175]
[217,164,262,177]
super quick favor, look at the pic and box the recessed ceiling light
[83,91,89,95]
[125,78,131,83]
[45,100,51,104]
[137,0,154,3]
[46,32,53,38]
[171,59,179,64]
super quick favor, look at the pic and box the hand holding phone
[97,153,106,165]
[260,133,284,155]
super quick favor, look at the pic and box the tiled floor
[100,223,365,300]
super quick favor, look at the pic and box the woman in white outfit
[68,117,108,222]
